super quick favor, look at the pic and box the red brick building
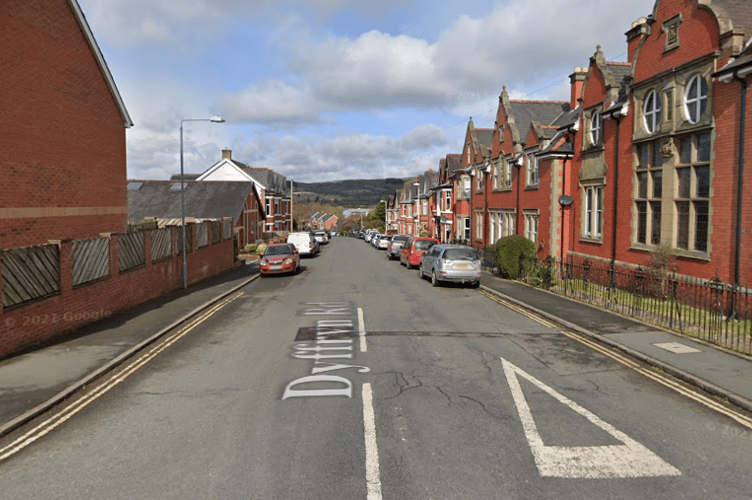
[566,0,752,286]
[1,0,133,249]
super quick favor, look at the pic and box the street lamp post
[179,116,225,289]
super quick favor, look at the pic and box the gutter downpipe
[732,74,747,318]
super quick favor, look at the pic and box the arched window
[643,90,662,134]
[590,111,602,146]
[684,75,707,124]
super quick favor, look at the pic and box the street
[0,237,751,499]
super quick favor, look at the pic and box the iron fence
[537,258,752,355]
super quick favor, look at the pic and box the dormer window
[644,90,662,134]
[684,75,707,124]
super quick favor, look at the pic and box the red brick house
[1,0,133,249]
[434,154,463,243]
[196,150,291,234]
[566,0,752,287]
[476,89,570,253]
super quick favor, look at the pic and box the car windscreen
[264,246,292,256]
[443,248,478,260]
[414,240,437,251]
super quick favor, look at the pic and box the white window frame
[684,74,707,125]
[526,153,538,187]
[643,90,662,134]
[590,111,602,146]
[524,212,539,246]
[583,185,603,240]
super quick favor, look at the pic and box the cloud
[230,125,450,182]
[217,80,321,125]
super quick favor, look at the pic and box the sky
[77,0,657,183]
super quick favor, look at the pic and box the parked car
[370,233,381,247]
[377,234,391,250]
[400,237,440,269]
[260,243,300,276]
[419,245,481,288]
[387,235,410,260]
[313,230,329,245]
[364,231,375,243]
[287,232,318,257]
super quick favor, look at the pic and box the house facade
[196,149,291,234]
[386,0,752,293]
[1,0,132,249]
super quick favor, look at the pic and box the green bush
[243,243,258,254]
[493,235,537,280]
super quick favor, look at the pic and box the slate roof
[127,181,259,225]
[704,0,752,45]
[509,101,570,139]
[246,167,289,196]
[446,154,463,176]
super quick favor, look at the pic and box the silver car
[377,234,392,250]
[387,235,409,260]
[419,245,482,288]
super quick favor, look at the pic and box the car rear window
[414,240,437,251]
[443,248,478,260]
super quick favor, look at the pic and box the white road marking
[653,342,702,354]
[362,383,383,500]
[358,307,367,352]
[501,358,681,479]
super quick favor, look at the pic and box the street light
[179,116,225,289]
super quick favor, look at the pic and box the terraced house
[391,0,752,295]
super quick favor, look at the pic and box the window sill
[579,236,603,245]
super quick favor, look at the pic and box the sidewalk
[1,264,751,438]
[0,262,259,436]
[479,271,752,413]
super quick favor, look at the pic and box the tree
[366,199,386,232]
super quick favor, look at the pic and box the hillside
[292,178,406,207]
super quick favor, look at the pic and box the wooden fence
[72,237,110,286]
[2,245,60,308]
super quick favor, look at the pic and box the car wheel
[431,271,439,287]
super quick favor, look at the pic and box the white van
[287,232,318,257]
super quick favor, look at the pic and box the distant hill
[292,178,406,207]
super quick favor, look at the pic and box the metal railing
[538,258,752,355]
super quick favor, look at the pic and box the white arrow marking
[502,358,681,478]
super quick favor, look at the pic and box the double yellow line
[478,289,752,430]
[0,292,243,463]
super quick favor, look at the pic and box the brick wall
[0,224,235,359]
[0,0,128,249]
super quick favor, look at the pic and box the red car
[260,243,300,276]
[400,237,440,269]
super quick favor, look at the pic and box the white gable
[197,159,267,191]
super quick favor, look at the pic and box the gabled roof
[508,100,570,140]
[197,158,264,188]
[127,181,262,224]
[446,154,463,177]
[68,0,132,128]
[247,167,289,196]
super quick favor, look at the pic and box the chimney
[569,67,588,109]
[222,148,232,160]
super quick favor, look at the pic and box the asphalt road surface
[0,237,750,499]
